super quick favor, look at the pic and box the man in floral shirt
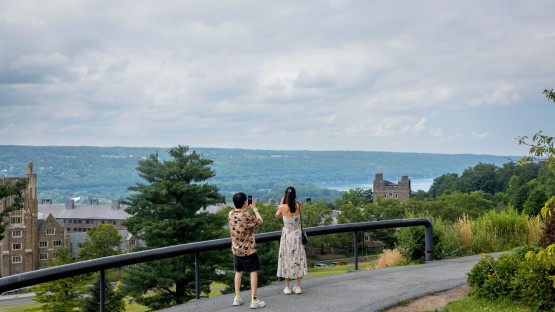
[228,192,265,309]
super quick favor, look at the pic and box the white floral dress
[277,215,308,279]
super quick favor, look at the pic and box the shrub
[375,249,407,269]
[467,253,521,300]
[468,246,555,311]
[539,197,555,247]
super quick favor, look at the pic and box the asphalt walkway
[160,253,500,312]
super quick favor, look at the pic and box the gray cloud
[1,0,554,155]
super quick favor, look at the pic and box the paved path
[160,253,499,312]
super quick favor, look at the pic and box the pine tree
[29,247,87,312]
[81,274,125,312]
[122,145,227,309]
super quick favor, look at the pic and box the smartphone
[247,195,253,205]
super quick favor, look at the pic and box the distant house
[39,199,130,232]
[373,173,411,202]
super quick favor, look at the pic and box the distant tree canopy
[0,178,28,240]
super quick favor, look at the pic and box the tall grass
[421,207,544,261]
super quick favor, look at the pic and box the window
[39,253,48,260]
[68,219,73,224]
[46,228,55,235]
[10,217,22,224]
[12,243,22,250]
[130,239,136,246]
[86,220,90,224]
[39,241,48,248]
[12,230,22,238]
[53,240,62,247]
[12,256,22,263]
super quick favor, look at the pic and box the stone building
[0,163,137,276]
[39,199,130,233]
[372,173,411,202]
[0,162,69,275]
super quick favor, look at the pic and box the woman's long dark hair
[283,186,297,213]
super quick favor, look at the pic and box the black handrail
[0,218,433,309]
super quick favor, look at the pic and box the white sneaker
[293,286,302,294]
[283,286,292,295]
[250,299,266,309]
[233,298,243,306]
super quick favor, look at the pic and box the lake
[319,178,435,192]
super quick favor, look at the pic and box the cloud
[0,1,554,156]
[470,85,521,106]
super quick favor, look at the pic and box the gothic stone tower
[1,162,39,276]
[373,173,411,202]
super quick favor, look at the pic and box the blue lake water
[319,178,434,192]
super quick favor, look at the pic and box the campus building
[0,163,140,276]
[373,173,411,202]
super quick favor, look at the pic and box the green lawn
[440,296,530,312]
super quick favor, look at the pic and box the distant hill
[0,145,519,205]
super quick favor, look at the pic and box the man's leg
[249,271,265,308]
[250,271,258,299]
[235,271,243,292]
[233,271,243,306]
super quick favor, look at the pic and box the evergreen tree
[81,274,125,312]
[29,247,87,312]
[0,178,28,240]
[122,145,227,309]
[78,224,126,312]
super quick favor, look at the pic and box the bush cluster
[467,246,555,311]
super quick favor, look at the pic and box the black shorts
[234,253,261,273]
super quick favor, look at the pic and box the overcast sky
[1,1,554,156]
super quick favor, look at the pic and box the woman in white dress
[275,186,308,294]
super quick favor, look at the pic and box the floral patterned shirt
[228,209,261,257]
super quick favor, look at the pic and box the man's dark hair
[233,192,247,208]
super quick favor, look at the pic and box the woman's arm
[275,205,282,218]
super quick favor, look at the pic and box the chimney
[65,199,75,210]
[111,200,120,210]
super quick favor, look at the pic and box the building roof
[39,203,131,220]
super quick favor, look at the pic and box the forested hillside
[0,145,516,204]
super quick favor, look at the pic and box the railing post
[425,222,434,262]
[195,253,200,299]
[353,231,358,270]
[100,269,105,312]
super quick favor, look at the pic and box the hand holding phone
[247,195,253,205]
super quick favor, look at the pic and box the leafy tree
[335,188,373,208]
[78,224,122,260]
[522,182,549,215]
[458,163,498,194]
[0,178,28,240]
[428,173,459,198]
[517,89,555,170]
[30,247,87,312]
[122,145,227,309]
[423,191,494,221]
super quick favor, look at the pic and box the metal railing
[0,218,433,311]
